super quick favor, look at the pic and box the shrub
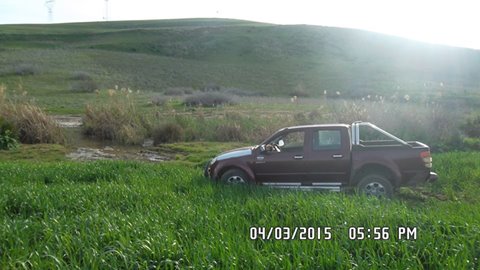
[152,123,184,145]
[462,114,480,137]
[71,80,99,92]
[464,137,480,151]
[183,92,234,107]
[0,85,65,144]
[0,117,18,150]
[151,95,168,106]
[7,103,65,144]
[214,123,243,141]
[70,71,92,81]
[183,88,194,95]
[14,64,36,76]
[0,88,65,145]
[83,92,147,145]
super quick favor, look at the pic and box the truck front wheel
[220,169,250,184]
[357,174,393,198]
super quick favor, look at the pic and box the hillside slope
[0,18,479,99]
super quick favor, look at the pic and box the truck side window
[313,130,341,150]
[271,131,305,152]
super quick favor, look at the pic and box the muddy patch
[66,148,115,161]
[67,147,171,162]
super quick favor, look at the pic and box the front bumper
[426,172,438,183]
[203,162,211,178]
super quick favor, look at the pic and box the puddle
[52,116,83,128]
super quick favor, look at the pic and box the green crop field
[0,153,479,269]
[1,18,480,269]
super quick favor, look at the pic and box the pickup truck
[204,121,438,197]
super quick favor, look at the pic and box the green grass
[0,144,68,162]
[157,141,249,165]
[0,153,479,269]
[1,18,480,115]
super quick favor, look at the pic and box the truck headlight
[209,158,217,165]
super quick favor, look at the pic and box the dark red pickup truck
[205,121,438,197]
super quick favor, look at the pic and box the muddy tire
[220,169,250,184]
[357,174,393,198]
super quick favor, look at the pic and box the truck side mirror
[260,144,266,152]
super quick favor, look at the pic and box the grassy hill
[0,18,479,107]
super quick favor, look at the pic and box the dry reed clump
[214,122,244,142]
[152,123,184,145]
[0,85,65,144]
[82,90,147,145]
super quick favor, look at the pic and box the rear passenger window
[313,130,341,150]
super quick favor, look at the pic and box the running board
[262,182,341,192]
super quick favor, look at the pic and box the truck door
[253,129,307,183]
[303,128,351,184]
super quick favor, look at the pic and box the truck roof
[282,124,350,131]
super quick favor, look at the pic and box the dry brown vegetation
[152,122,184,145]
[0,85,65,144]
[82,89,148,145]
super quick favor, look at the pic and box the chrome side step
[262,182,341,192]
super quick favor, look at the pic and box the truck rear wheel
[357,174,393,198]
[220,169,250,184]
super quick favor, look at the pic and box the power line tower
[45,0,55,22]
[104,0,109,21]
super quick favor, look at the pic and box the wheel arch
[351,163,400,187]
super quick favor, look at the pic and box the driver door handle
[293,155,304,159]
[332,154,343,158]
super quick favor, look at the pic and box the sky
[1,0,479,50]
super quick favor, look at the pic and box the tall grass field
[0,152,479,269]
